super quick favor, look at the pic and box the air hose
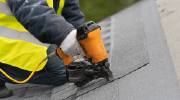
[0,52,57,84]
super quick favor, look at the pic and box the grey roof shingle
[24,85,54,98]
[3,0,180,100]
[50,84,77,100]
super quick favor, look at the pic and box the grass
[79,0,140,23]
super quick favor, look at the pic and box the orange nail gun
[56,21,114,87]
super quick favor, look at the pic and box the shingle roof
[2,0,180,100]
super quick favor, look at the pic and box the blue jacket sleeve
[61,0,85,28]
[6,0,75,45]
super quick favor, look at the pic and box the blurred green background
[79,0,140,23]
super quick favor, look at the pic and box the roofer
[0,0,86,98]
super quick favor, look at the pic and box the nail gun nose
[106,71,115,81]
[103,62,114,81]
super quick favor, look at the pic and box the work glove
[60,30,87,59]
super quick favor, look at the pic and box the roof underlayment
[2,0,180,100]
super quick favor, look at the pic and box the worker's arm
[6,0,75,46]
[61,0,85,28]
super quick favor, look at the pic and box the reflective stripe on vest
[0,0,65,71]
[57,0,65,15]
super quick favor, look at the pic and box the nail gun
[56,21,114,87]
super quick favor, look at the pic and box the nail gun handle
[56,46,72,66]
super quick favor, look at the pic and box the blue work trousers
[0,44,67,86]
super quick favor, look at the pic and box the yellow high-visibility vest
[0,0,65,71]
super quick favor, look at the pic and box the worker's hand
[60,30,87,59]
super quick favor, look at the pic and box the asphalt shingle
[23,93,51,100]
[24,85,54,97]
[51,83,74,94]
[50,84,78,100]
[6,83,29,90]
[76,80,119,100]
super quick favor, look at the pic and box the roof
[3,0,180,100]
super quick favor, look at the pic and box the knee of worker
[48,72,68,85]
[53,76,68,86]
[45,64,68,85]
